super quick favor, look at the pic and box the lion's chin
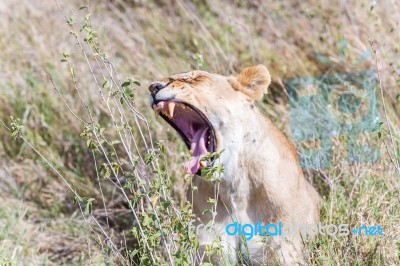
[152,100,216,174]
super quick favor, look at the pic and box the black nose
[149,83,165,96]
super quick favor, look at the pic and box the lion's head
[148,65,271,175]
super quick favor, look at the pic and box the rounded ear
[228,64,271,101]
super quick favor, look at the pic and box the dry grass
[0,0,399,265]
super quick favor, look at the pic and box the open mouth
[152,100,216,175]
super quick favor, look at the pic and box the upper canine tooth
[168,102,176,118]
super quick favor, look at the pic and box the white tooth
[168,102,176,118]
[200,161,207,168]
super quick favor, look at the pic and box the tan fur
[150,65,321,265]
[228,64,271,100]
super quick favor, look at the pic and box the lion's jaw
[152,99,217,174]
[149,69,267,177]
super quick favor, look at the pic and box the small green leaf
[162,200,171,209]
[100,163,111,179]
[85,198,95,214]
[67,17,75,26]
[144,152,155,165]
[130,249,138,258]
[207,198,216,205]
[143,214,152,227]
[86,139,97,150]
[129,78,141,86]
[111,162,120,176]
[131,227,138,238]
[155,140,166,154]
[102,79,110,89]
[121,81,131,87]
[372,121,383,132]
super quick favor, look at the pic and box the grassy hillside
[0,0,399,265]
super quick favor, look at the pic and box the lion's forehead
[157,70,225,87]
[169,70,208,79]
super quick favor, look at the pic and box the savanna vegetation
[0,0,399,265]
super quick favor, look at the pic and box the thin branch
[363,26,400,176]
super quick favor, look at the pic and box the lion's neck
[216,109,300,219]
[220,109,274,180]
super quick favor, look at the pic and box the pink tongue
[184,127,209,174]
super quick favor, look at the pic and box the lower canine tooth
[168,102,176,118]
[200,161,207,168]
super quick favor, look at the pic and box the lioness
[149,65,321,265]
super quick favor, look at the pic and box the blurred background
[0,0,399,265]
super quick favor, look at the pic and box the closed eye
[177,75,210,84]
